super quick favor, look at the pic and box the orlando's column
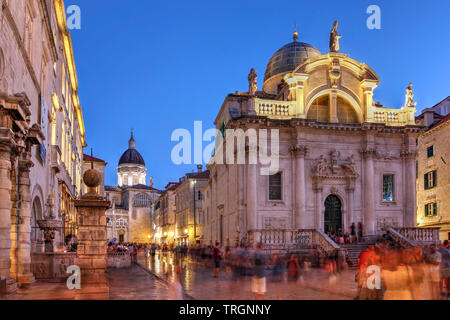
[74,163,110,299]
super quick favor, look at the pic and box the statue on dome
[329,20,342,52]
[404,83,417,107]
[248,68,258,96]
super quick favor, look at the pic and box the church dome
[264,36,321,82]
[118,131,145,166]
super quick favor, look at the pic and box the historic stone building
[416,97,450,241]
[0,0,86,292]
[203,26,423,247]
[172,166,209,247]
[151,182,179,246]
[104,132,160,243]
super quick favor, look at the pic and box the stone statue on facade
[329,21,342,52]
[404,82,417,107]
[248,68,258,96]
[343,154,356,174]
[315,155,328,175]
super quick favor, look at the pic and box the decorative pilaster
[401,150,417,227]
[0,142,14,290]
[360,147,377,235]
[313,183,323,230]
[290,145,308,229]
[15,150,35,286]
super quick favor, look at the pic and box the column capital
[400,150,417,160]
[289,145,308,157]
[360,147,377,158]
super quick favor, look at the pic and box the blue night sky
[69,0,450,189]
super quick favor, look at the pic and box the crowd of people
[355,240,450,300]
[104,235,450,300]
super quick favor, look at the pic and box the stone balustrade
[371,106,416,126]
[254,98,296,118]
[394,227,441,245]
[107,252,131,268]
[248,229,339,257]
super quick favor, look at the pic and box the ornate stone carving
[312,150,359,178]
[289,145,308,157]
[328,59,341,88]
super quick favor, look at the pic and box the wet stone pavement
[137,252,356,300]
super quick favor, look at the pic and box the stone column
[361,148,376,236]
[346,183,355,230]
[330,91,338,123]
[15,152,35,286]
[402,151,417,227]
[0,142,14,291]
[313,182,323,230]
[292,146,307,229]
[246,163,257,235]
[74,167,110,300]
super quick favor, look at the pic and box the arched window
[307,95,358,124]
[133,193,152,207]
[116,218,127,227]
[336,97,358,124]
[307,95,329,122]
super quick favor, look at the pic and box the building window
[427,145,434,158]
[268,172,282,201]
[424,170,437,190]
[425,202,437,217]
[382,174,394,202]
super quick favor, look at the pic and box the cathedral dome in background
[118,131,145,166]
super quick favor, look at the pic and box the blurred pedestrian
[252,243,267,300]
[213,242,222,278]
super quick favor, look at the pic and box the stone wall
[107,252,131,268]
[31,252,77,282]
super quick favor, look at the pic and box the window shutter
[433,170,437,187]
[433,203,437,216]
[424,173,428,190]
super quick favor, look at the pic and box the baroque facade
[0,0,86,292]
[416,97,450,241]
[104,132,160,243]
[203,27,422,247]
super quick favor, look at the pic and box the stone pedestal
[74,193,110,300]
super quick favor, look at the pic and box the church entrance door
[324,195,342,234]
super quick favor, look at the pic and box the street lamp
[192,180,197,240]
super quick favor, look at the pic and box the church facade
[203,25,422,247]
[105,132,161,243]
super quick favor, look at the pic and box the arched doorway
[31,197,43,252]
[324,195,342,234]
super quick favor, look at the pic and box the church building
[203,24,423,247]
[105,131,161,243]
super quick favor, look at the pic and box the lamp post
[193,180,197,240]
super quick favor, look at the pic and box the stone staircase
[340,243,373,269]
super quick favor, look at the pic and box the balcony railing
[254,98,296,118]
[384,227,441,247]
[371,106,416,126]
[248,229,340,257]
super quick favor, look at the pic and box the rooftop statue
[329,21,342,52]
[405,82,417,107]
[248,68,258,96]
